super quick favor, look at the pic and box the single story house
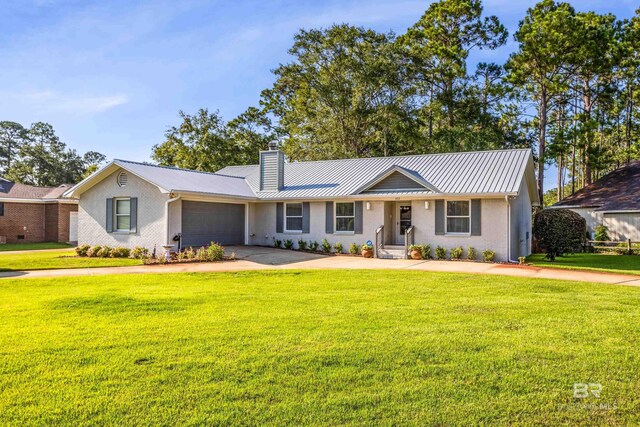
[0,177,78,244]
[553,160,640,241]
[63,147,539,261]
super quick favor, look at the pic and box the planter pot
[362,249,373,258]
[410,250,422,260]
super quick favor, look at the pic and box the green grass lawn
[0,242,73,252]
[0,250,142,271]
[0,270,639,426]
[527,253,640,275]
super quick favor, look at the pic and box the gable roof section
[0,179,73,200]
[553,161,640,211]
[64,159,256,199]
[219,149,537,202]
[354,165,437,194]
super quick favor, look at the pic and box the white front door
[395,203,412,244]
[69,211,78,242]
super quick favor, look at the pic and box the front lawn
[0,242,72,252]
[0,270,639,426]
[527,253,640,275]
[0,250,142,271]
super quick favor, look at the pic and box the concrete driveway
[1,245,640,287]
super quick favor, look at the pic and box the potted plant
[361,243,373,258]
[409,244,423,260]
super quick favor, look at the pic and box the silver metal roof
[218,149,535,200]
[114,160,257,199]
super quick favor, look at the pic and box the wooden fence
[585,239,640,255]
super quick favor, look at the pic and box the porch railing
[375,225,384,258]
[404,225,415,259]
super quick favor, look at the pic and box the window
[335,202,355,232]
[114,198,131,231]
[285,203,303,232]
[446,201,470,234]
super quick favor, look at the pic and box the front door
[396,203,412,244]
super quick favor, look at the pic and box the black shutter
[106,198,113,232]
[471,199,481,236]
[276,202,283,233]
[0,202,4,216]
[130,197,138,233]
[325,201,334,234]
[302,202,310,233]
[354,201,363,234]
[435,199,445,235]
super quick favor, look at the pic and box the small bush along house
[64,148,539,261]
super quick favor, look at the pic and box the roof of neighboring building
[218,149,537,200]
[0,179,73,200]
[553,161,640,211]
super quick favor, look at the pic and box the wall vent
[117,172,128,187]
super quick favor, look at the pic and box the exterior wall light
[424,201,430,210]
[366,202,371,210]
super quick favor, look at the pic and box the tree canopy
[154,0,640,206]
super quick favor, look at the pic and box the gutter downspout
[505,195,518,263]
[165,193,181,246]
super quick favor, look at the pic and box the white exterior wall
[250,198,512,261]
[78,168,168,250]
[569,207,640,241]
[248,201,384,249]
[509,179,533,259]
[411,198,509,261]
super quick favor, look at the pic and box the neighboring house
[553,161,640,241]
[0,177,78,244]
[64,148,539,261]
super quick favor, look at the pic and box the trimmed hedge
[533,209,586,261]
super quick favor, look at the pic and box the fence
[585,239,640,255]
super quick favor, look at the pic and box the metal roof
[113,160,257,198]
[218,149,535,200]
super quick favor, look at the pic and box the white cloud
[21,90,128,114]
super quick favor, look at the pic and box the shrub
[272,238,282,248]
[435,246,446,260]
[96,246,112,258]
[297,239,308,250]
[284,239,294,250]
[467,246,477,260]
[421,244,431,260]
[321,238,332,253]
[110,247,130,258]
[361,243,373,250]
[482,249,496,262]
[75,244,91,257]
[349,243,360,255]
[309,240,319,252]
[196,247,208,261]
[333,242,343,254]
[594,224,610,242]
[205,243,225,261]
[533,209,586,261]
[130,246,150,260]
[450,246,463,259]
[86,245,102,258]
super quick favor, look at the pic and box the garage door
[182,201,245,247]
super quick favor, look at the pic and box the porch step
[377,246,408,259]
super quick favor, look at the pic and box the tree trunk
[537,90,548,203]
[626,81,633,164]
[557,154,563,202]
[583,78,592,185]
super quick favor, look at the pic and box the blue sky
[1,0,637,190]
